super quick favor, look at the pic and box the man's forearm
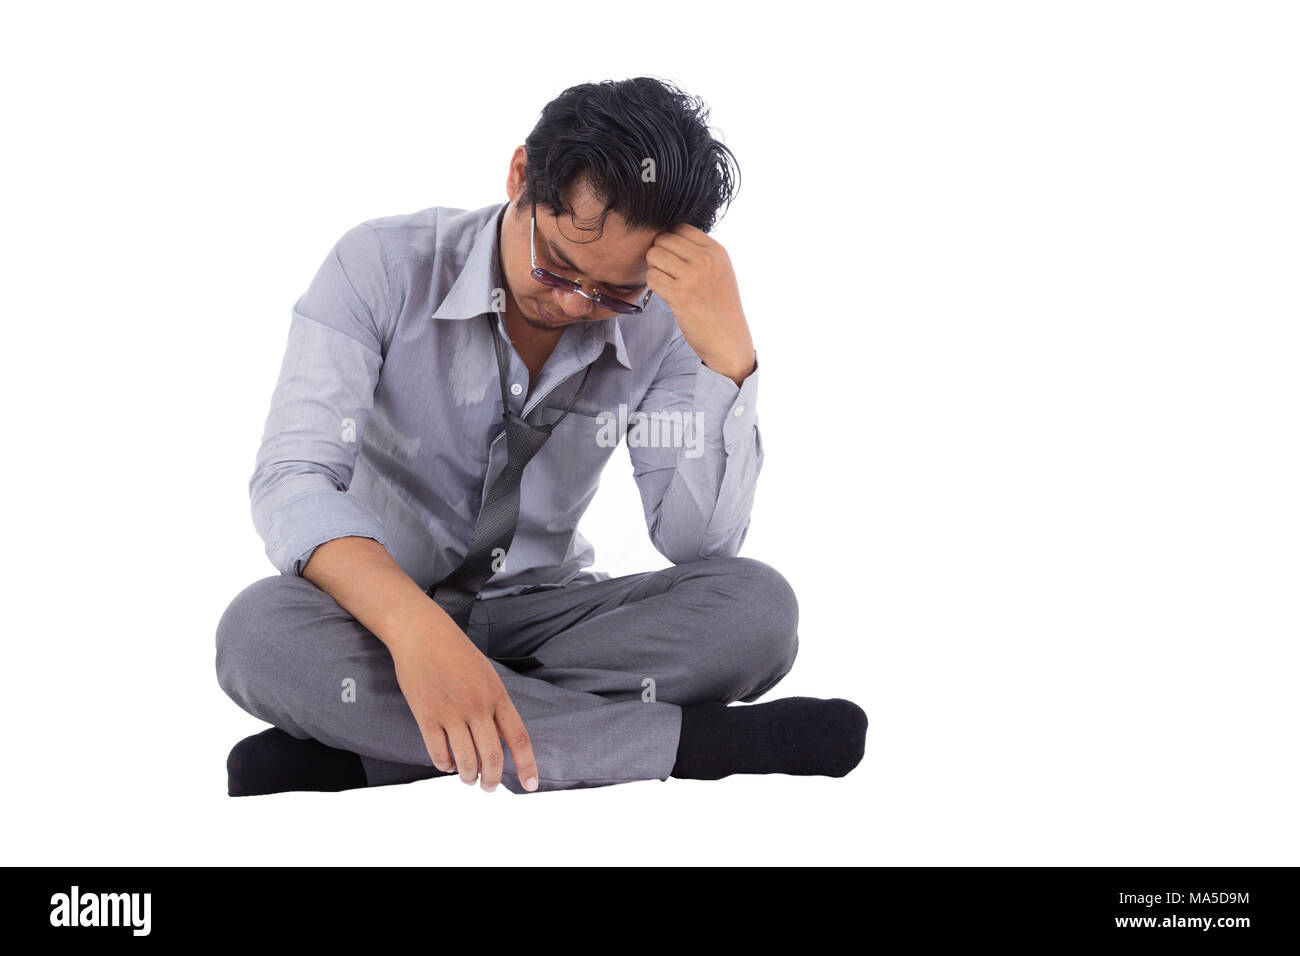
[301,536,464,654]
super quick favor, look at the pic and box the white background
[2,1,1296,865]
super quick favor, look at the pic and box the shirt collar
[431,202,632,370]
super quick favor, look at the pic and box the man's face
[502,166,658,332]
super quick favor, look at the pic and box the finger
[655,230,707,260]
[445,724,479,785]
[646,266,676,296]
[668,222,710,244]
[419,722,455,774]
[496,699,540,793]
[469,718,505,792]
[649,238,691,271]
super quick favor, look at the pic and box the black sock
[671,697,868,780]
[226,727,368,796]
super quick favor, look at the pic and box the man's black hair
[520,76,741,240]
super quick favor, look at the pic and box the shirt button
[510,383,524,396]
[733,405,746,416]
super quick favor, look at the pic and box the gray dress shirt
[249,201,762,599]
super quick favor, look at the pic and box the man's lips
[536,302,565,324]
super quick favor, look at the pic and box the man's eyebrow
[546,238,644,290]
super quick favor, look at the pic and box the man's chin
[529,303,573,330]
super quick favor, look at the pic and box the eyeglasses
[529,200,654,315]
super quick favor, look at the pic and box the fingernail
[524,776,538,792]
[485,784,498,793]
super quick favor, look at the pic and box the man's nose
[554,287,596,318]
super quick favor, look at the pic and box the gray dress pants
[215,556,799,794]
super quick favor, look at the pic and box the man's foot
[226,728,465,796]
[670,697,868,780]
[226,727,369,796]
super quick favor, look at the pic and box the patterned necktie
[427,312,591,632]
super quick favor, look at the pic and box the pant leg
[214,573,681,794]
[481,556,800,707]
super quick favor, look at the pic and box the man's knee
[704,556,800,678]
[214,574,307,700]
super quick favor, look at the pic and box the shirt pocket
[520,408,618,509]
[539,407,621,468]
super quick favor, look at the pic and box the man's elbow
[650,522,748,565]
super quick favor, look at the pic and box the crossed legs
[215,557,800,794]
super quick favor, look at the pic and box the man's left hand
[646,224,756,386]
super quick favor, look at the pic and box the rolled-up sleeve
[631,328,762,563]
[249,223,394,576]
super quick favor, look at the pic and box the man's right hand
[300,535,540,793]
[389,629,540,792]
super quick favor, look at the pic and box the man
[216,77,867,796]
